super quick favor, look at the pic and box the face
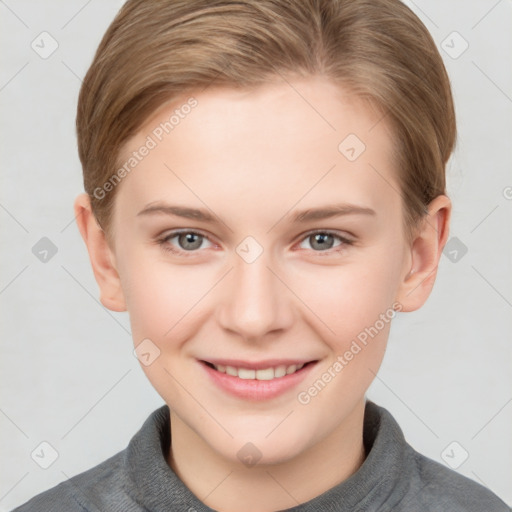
[106,77,413,465]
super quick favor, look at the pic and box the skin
[74,76,450,512]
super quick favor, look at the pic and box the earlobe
[396,195,451,312]
[73,193,127,312]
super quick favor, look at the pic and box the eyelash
[156,229,354,257]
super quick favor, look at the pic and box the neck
[167,401,367,512]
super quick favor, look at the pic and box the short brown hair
[76,0,456,240]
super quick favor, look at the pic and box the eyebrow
[136,201,376,224]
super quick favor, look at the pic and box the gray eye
[309,233,336,251]
[178,232,204,250]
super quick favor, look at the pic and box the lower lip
[199,361,317,401]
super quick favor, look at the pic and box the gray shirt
[11,401,511,511]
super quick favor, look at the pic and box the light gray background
[1,0,511,509]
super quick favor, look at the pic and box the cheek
[120,252,216,345]
[291,261,399,417]
[286,247,404,406]
[290,254,401,342]
[121,258,216,403]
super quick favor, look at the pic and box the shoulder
[365,401,510,512]
[401,444,511,511]
[11,405,170,512]
[10,449,140,512]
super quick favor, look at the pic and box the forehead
[114,77,401,227]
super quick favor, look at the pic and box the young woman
[13,1,510,510]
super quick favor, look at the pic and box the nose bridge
[217,238,292,339]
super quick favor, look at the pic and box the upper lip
[201,358,317,370]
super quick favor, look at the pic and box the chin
[219,430,313,468]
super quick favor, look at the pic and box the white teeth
[211,363,307,380]
[225,366,238,376]
[274,365,287,378]
[255,368,274,381]
[286,364,297,375]
[238,368,256,379]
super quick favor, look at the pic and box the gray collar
[126,400,409,511]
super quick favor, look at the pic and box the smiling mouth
[201,361,317,380]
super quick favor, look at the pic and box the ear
[73,193,127,312]
[395,195,451,312]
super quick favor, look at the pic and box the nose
[216,248,295,342]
